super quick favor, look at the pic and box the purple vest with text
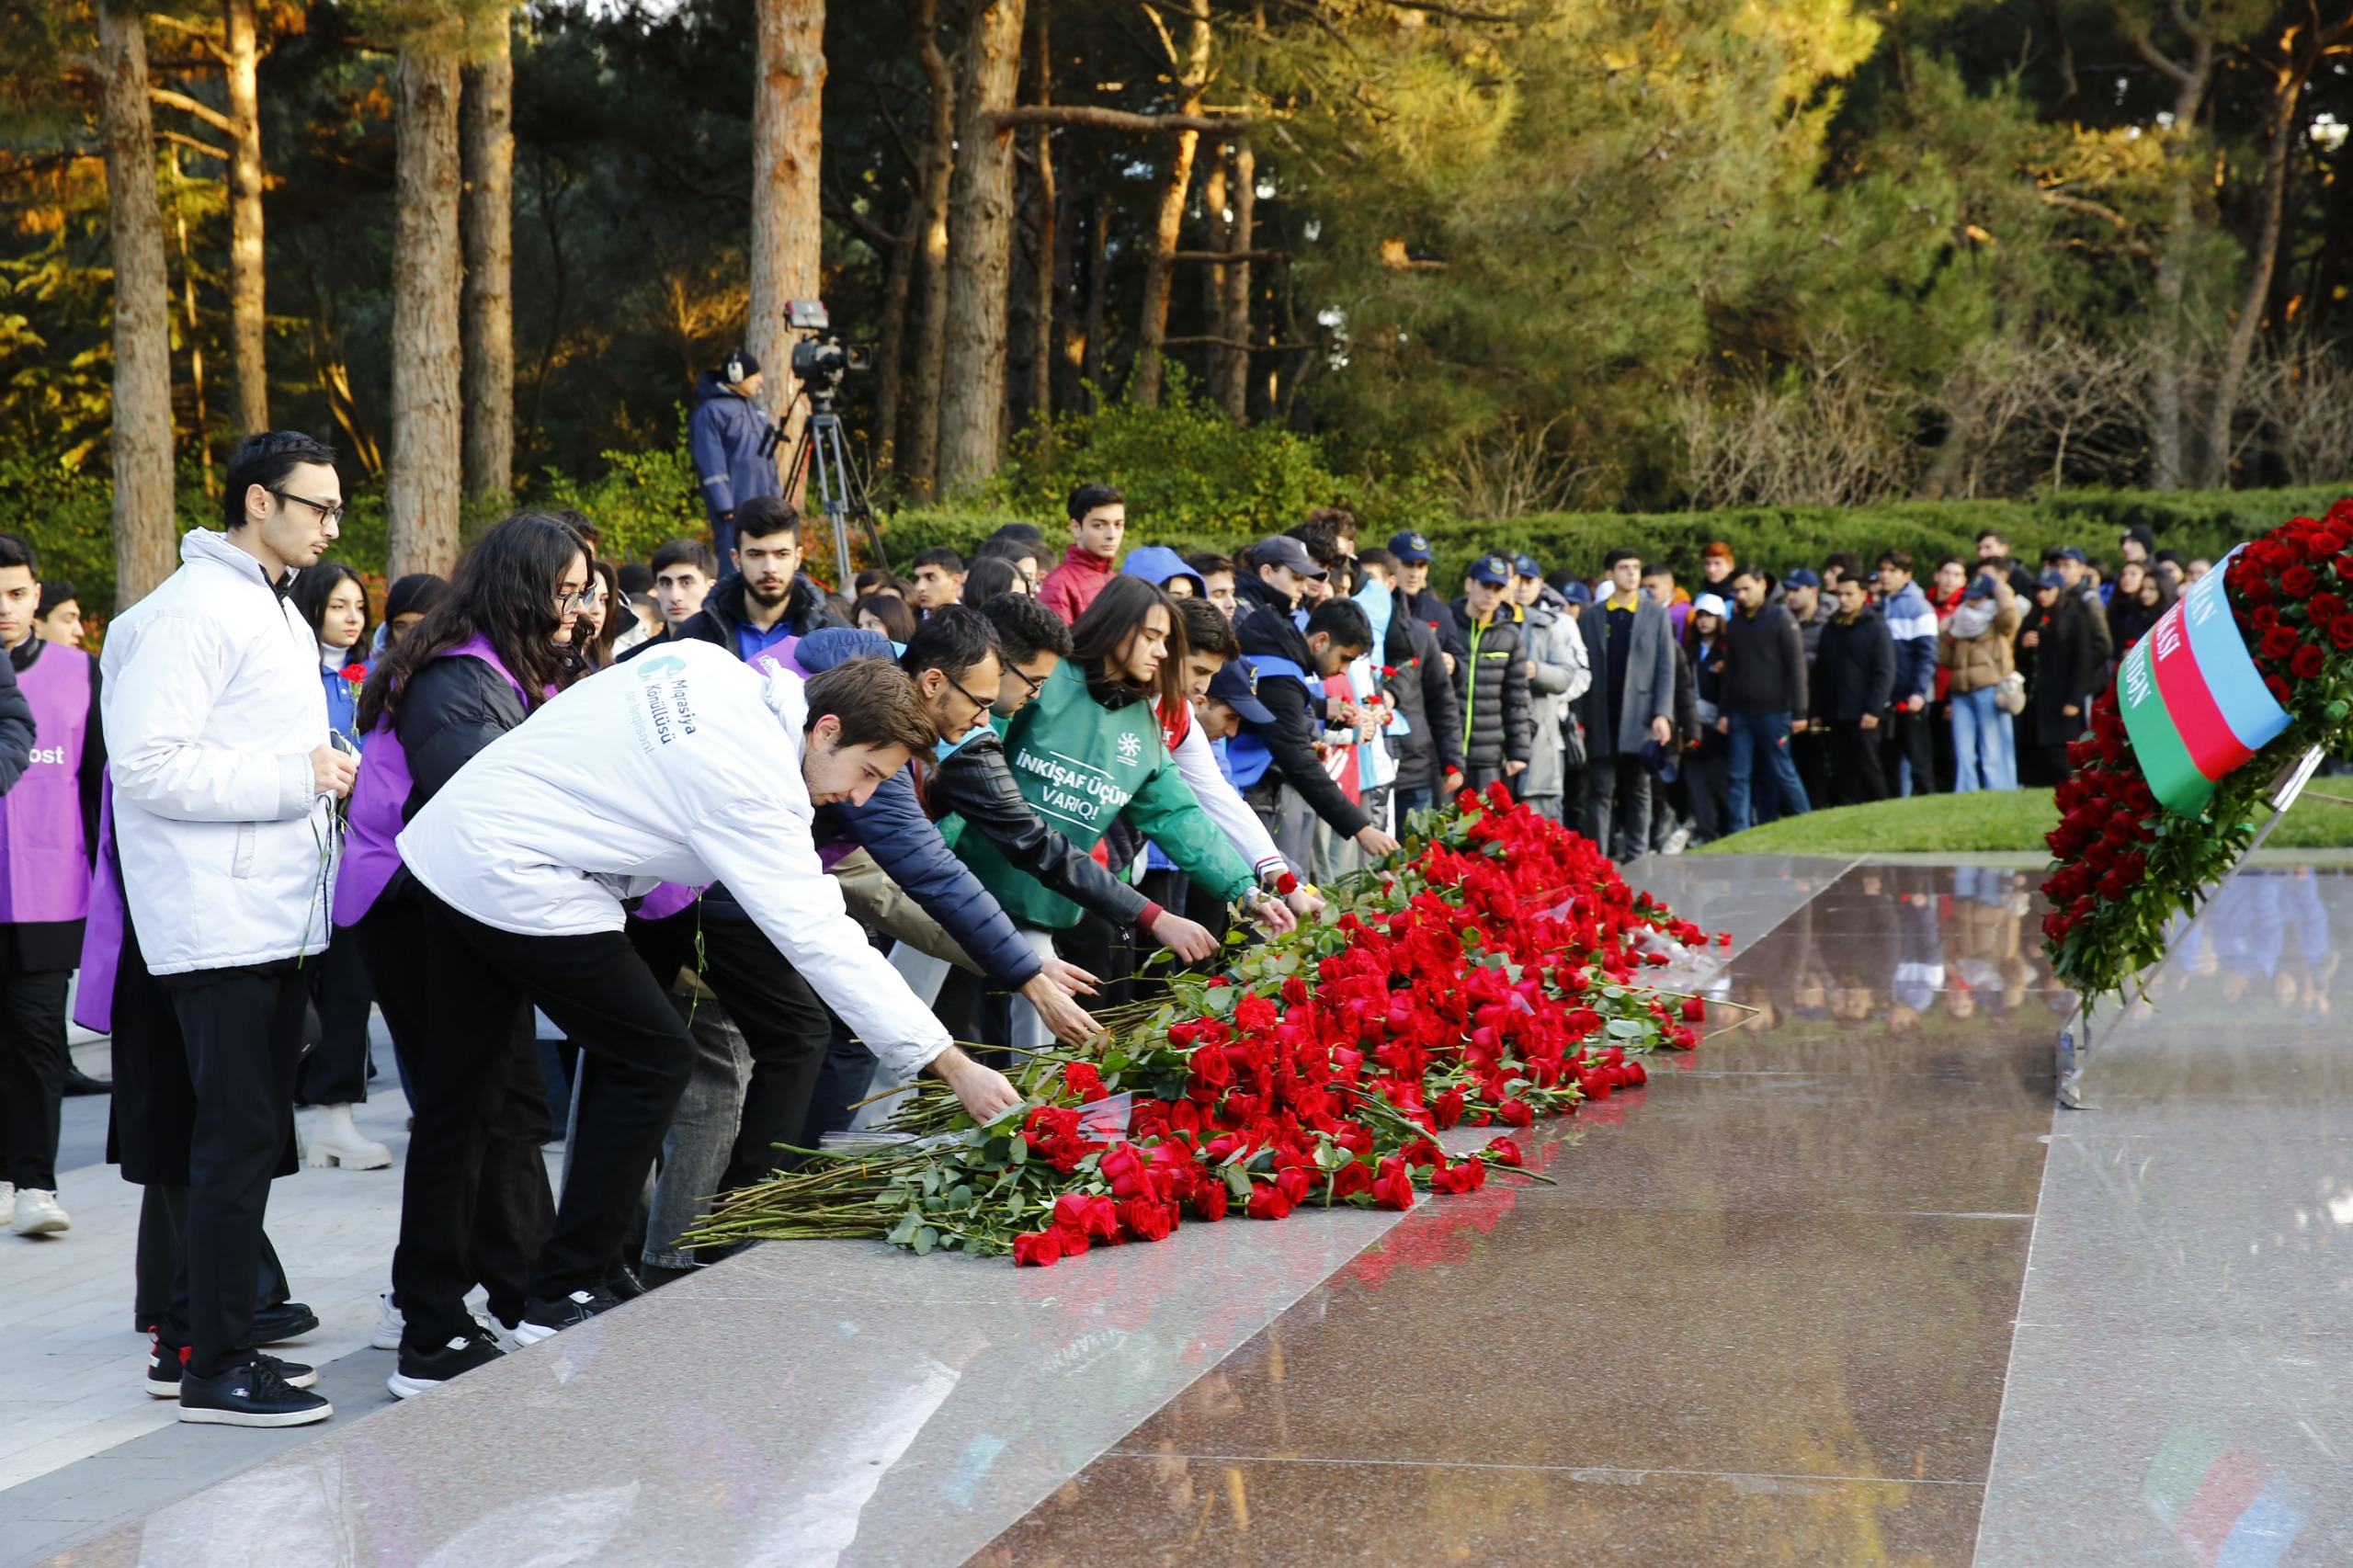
[0,645,92,926]
[333,635,527,928]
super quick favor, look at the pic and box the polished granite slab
[21,857,2178,1568]
[1977,867,2353,1566]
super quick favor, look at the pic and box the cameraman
[688,348,780,567]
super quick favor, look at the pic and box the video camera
[785,300,869,399]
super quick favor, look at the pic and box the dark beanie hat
[385,573,446,620]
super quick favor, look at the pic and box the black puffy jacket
[1813,608,1896,723]
[620,571,843,663]
[1382,608,1464,795]
[932,727,1150,927]
[1449,599,1531,771]
[1233,606,1372,837]
[394,655,532,809]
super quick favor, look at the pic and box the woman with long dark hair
[958,574,1288,1044]
[285,562,388,1170]
[334,511,590,1401]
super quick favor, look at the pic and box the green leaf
[887,1212,921,1245]
[913,1226,938,1256]
[1605,1017,1646,1039]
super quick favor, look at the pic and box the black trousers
[629,910,833,1192]
[397,895,690,1350]
[297,929,375,1106]
[136,1182,290,1338]
[1057,909,1136,1013]
[163,963,310,1378]
[1828,721,1890,805]
[1580,755,1652,862]
[0,967,69,1190]
[1883,704,1938,797]
[357,893,553,1328]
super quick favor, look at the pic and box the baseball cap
[1206,660,1276,725]
[1964,577,1996,600]
[1388,531,1434,563]
[1782,567,1821,590]
[2058,547,2087,563]
[2037,570,2068,589]
[1252,536,1328,580]
[1513,553,1543,580]
[1467,554,1512,586]
[1559,579,1593,606]
[1692,592,1729,618]
[1640,736,1681,784]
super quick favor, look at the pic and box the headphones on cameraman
[724,347,746,386]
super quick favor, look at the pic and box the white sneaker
[0,1182,13,1228]
[12,1189,69,1236]
[304,1104,392,1170]
[1663,825,1691,856]
[370,1290,404,1352]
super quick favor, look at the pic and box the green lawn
[1693,785,2353,855]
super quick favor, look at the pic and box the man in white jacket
[101,431,357,1427]
[396,646,1017,1357]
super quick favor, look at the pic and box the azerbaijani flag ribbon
[2118,546,2290,815]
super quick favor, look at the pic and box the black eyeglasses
[267,489,346,528]
[1005,663,1047,702]
[945,670,996,713]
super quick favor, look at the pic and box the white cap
[1692,593,1729,618]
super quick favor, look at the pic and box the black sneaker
[606,1261,648,1301]
[513,1286,620,1346]
[146,1341,316,1399]
[251,1301,321,1345]
[176,1354,332,1427]
[61,1064,111,1096]
[387,1327,504,1401]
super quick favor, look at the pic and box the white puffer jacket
[100,529,333,974]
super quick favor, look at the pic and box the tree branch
[158,129,230,162]
[823,188,900,254]
[989,105,1253,134]
[149,85,235,137]
[1379,0,1523,21]
[1159,335,1316,350]
[1171,248,1289,263]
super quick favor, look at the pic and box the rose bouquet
[686,786,1718,1267]
[2044,497,2353,1003]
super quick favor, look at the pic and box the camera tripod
[776,387,889,594]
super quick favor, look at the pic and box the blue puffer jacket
[687,371,780,524]
[791,629,1040,987]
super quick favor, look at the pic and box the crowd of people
[0,419,2191,1431]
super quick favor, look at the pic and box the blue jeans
[1725,711,1811,834]
[1395,787,1434,821]
[1950,686,2017,791]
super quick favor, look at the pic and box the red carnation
[1063,1062,1109,1104]
[341,663,369,684]
[2294,643,2327,680]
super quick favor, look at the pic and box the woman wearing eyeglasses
[334,511,590,1402]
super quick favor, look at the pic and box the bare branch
[1379,0,1523,22]
[149,85,234,137]
[1171,247,1288,263]
[1159,335,1315,350]
[158,129,231,161]
[989,105,1253,134]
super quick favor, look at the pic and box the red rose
[2336,554,2353,579]
[1190,1182,1229,1222]
[1245,1184,1293,1221]
[2254,605,2280,630]
[1432,1088,1465,1129]
[1330,1159,1373,1199]
[1012,1230,1064,1267]
[2265,675,2291,704]
[1063,1062,1108,1104]
[1483,1136,1524,1166]
[2312,531,2347,559]
[2284,565,2318,597]
[2262,626,2299,660]
[2333,618,2353,651]
[1678,994,1705,1021]
[1371,1155,1415,1210]
[2313,594,2346,622]
[1120,1199,1175,1243]
[1495,1096,1535,1128]
[2293,643,2327,680]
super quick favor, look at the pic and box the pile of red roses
[2043,498,2353,1001]
[690,788,1719,1265]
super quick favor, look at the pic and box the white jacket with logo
[398,641,954,1077]
[100,529,334,974]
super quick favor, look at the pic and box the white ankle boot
[304,1104,392,1170]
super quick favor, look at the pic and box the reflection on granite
[979,864,2061,1565]
[1978,867,2353,1566]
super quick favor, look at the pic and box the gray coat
[1518,598,1589,799]
[1577,595,1677,757]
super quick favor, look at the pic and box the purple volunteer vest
[0,644,93,926]
[73,771,121,1033]
[333,635,528,927]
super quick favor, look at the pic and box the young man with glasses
[97,431,356,1426]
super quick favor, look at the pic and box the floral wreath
[2043,497,2353,1005]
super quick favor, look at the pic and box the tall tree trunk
[1050,166,1079,412]
[2131,17,2215,491]
[460,19,515,501]
[223,0,267,435]
[908,0,955,497]
[747,0,826,477]
[1080,181,1109,411]
[1027,0,1055,427]
[873,195,920,483]
[2204,19,2347,486]
[934,0,1026,494]
[97,0,176,607]
[1215,135,1256,422]
[1199,144,1230,404]
[387,47,463,578]
[1128,0,1211,408]
[168,149,213,495]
